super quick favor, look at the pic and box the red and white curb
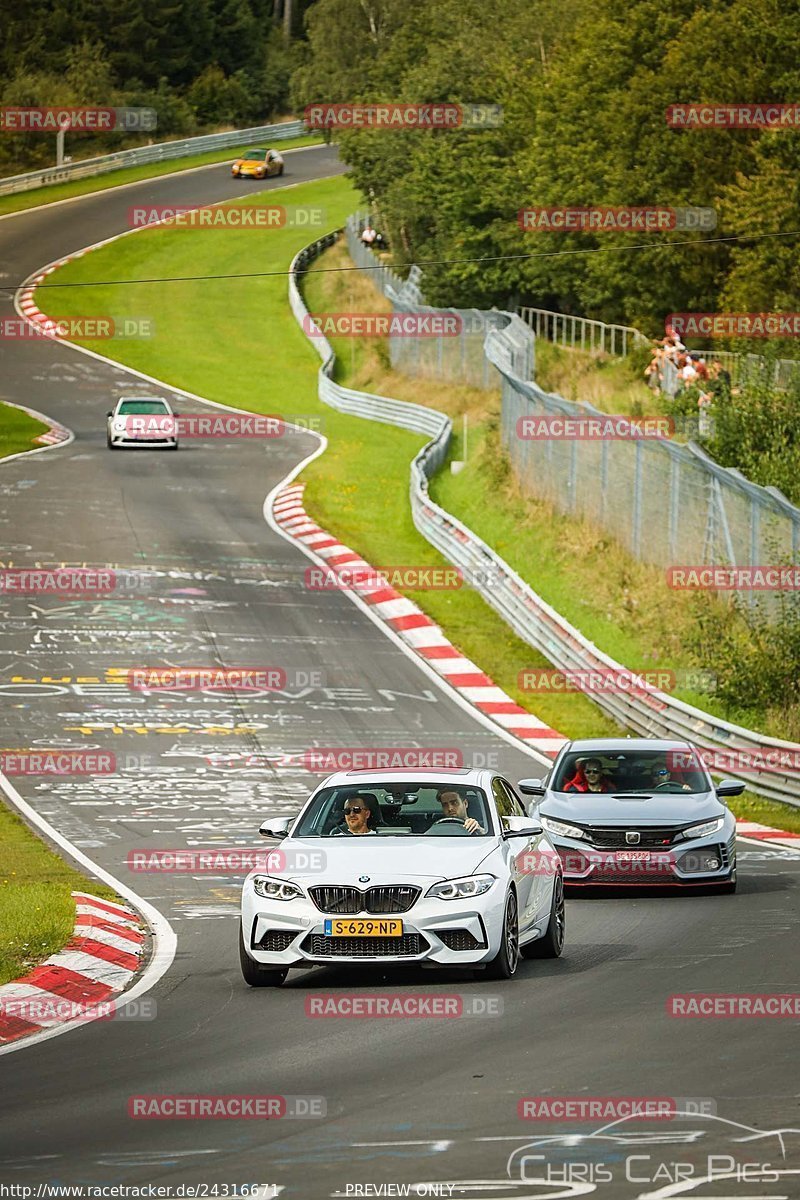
[273,483,567,758]
[18,256,89,340]
[3,398,71,449]
[0,891,148,1046]
[736,820,800,850]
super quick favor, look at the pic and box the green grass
[0,801,118,985]
[0,134,323,218]
[534,339,658,418]
[0,401,50,458]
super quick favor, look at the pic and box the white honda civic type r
[239,768,566,987]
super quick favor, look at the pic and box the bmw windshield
[292,783,492,836]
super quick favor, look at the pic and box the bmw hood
[539,791,725,826]
[259,836,493,887]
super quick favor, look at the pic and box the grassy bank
[0,402,50,458]
[0,801,119,985]
[0,134,324,219]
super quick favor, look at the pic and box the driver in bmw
[435,789,486,835]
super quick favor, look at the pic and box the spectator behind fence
[644,345,664,390]
[681,356,699,385]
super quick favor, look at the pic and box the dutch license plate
[615,851,651,863]
[324,918,403,937]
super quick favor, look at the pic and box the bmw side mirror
[502,815,543,838]
[106,410,113,417]
[259,816,292,839]
[715,779,745,798]
[518,777,546,796]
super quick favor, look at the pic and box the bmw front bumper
[240,886,508,968]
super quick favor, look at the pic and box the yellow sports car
[231,148,285,179]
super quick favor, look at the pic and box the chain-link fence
[345,215,533,387]
[498,375,800,581]
[345,215,800,595]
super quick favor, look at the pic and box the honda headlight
[252,876,302,901]
[541,816,585,840]
[681,817,724,840]
[427,874,495,901]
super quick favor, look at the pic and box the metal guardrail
[519,307,649,358]
[290,229,800,807]
[0,120,306,197]
[518,304,800,391]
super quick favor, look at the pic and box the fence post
[669,455,680,560]
[599,440,609,523]
[632,440,644,555]
[750,495,760,568]
[568,438,578,512]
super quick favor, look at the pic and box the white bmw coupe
[239,767,565,987]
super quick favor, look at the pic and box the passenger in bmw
[434,789,486,835]
[332,794,379,835]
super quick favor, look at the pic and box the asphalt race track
[1,145,799,1200]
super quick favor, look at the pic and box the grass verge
[0,401,50,458]
[0,800,118,986]
[534,339,658,419]
[34,189,800,829]
[0,134,324,218]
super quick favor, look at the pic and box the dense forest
[0,0,314,170]
[291,0,800,339]
[6,0,799,340]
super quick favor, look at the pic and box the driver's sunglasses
[584,767,601,773]
[344,806,364,815]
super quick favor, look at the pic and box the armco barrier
[290,229,800,807]
[0,120,305,197]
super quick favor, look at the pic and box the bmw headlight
[541,816,585,840]
[681,817,724,840]
[427,874,496,901]
[252,876,303,901]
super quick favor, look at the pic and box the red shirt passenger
[563,758,613,794]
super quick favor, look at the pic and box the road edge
[0,772,177,1058]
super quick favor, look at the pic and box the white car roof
[316,768,492,789]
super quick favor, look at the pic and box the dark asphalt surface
[0,146,799,1200]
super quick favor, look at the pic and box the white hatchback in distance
[107,396,178,450]
[239,767,566,987]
